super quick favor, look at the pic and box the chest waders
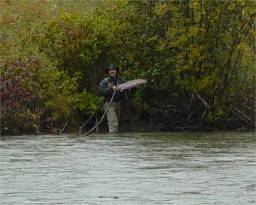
[79,88,117,136]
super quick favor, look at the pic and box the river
[0,132,255,204]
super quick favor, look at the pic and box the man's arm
[99,78,114,97]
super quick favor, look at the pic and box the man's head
[108,64,118,77]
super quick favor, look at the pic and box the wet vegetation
[0,0,255,135]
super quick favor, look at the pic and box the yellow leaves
[240,48,254,70]
[236,42,250,52]
[47,19,57,29]
[157,39,166,51]
[190,76,212,92]
[147,35,158,43]
[187,26,205,38]
[154,3,169,16]
[60,12,69,20]
[197,76,211,90]
[188,44,201,62]
[166,25,205,49]
[189,0,201,23]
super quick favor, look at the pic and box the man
[99,64,125,133]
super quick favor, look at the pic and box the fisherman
[99,64,126,133]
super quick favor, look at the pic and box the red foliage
[0,58,42,134]
[0,59,37,109]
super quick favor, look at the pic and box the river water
[0,132,255,205]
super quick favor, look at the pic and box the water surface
[0,132,255,204]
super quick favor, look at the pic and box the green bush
[1,0,255,134]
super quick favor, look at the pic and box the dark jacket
[99,76,126,102]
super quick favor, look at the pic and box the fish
[117,79,147,91]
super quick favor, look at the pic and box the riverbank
[1,118,254,136]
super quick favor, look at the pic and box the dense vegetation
[1,0,255,135]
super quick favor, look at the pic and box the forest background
[1,0,255,135]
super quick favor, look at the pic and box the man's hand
[112,86,117,90]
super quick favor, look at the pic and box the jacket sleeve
[99,78,114,97]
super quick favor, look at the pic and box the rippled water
[0,132,255,205]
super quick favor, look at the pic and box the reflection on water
[0,132,255,205]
